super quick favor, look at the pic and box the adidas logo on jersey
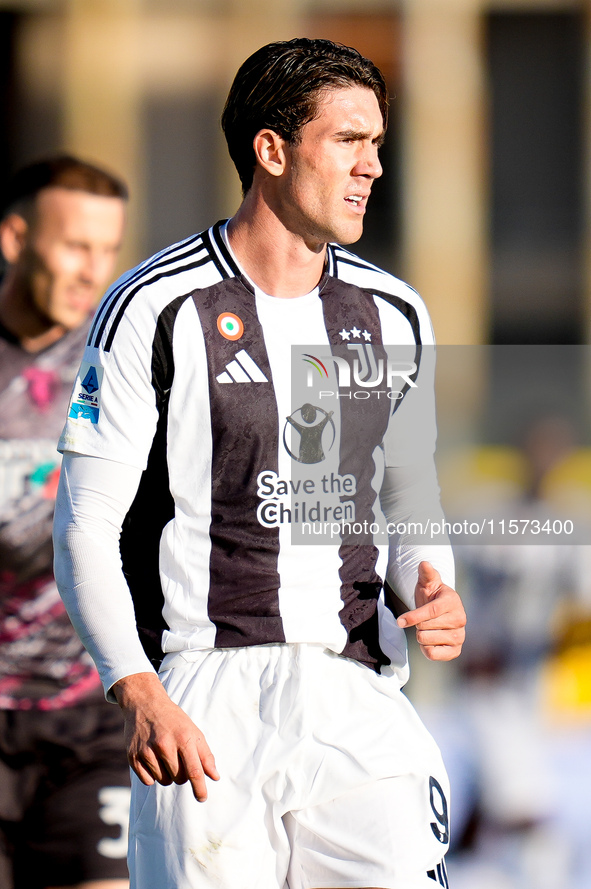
[216,349,269,384]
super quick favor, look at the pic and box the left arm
[380,461,466,662]
[376,292,465,659]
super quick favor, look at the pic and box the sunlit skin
[0,186,126,352]
[227,85,385,298]
[275,85,384,248]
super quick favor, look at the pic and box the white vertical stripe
[255,289,347,649]
[160,298,217,650]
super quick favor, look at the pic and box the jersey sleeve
[380,462,455,609]
[376,281,454,607]
[58,282,161,469]
[374,280,439,468]
[53,452,155,698]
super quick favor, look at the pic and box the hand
[397,561,466,661]
[113,672,219,802]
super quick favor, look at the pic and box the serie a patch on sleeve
[68,361,104,424]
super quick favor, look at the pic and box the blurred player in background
[0,156,130,889]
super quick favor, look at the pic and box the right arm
[53,452,219,800]
[113,672,219,802]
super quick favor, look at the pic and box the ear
[0,213,29,264]
[253,128,288,179]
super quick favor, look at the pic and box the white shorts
[129,644,450,889]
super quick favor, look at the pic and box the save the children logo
[256,469,356,529]
[283,404,335,464]
[255,343,423,541]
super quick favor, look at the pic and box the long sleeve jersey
[54,222,454,696]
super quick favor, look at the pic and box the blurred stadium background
[0,1,590,886]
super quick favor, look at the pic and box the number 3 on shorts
[97,786,131,859]
[429,776,449,845]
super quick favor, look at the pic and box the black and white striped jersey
[59,221,443,676]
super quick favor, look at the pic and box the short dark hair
[221,38,389,195]
[1,154,128,219]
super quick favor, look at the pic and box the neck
[227,191,326,299]
[0,270,65,353]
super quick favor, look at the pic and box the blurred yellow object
[438,445,526,512]
[542,611,591,724]
[439,445,591,520]
[542,647,591,723]
[542,448,591,515]
[472,445,528,484]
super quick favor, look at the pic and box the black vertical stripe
[320,277,392,671]
[119,299,188,666]
[193,280,284,647]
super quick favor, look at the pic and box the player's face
[21,187,125,331]
[280,86,384,248]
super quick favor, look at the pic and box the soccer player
[54,40,466,889]
[0,156,130,889]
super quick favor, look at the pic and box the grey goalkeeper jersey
[0,318,101,708]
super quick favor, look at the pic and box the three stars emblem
[338,327,372,342]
